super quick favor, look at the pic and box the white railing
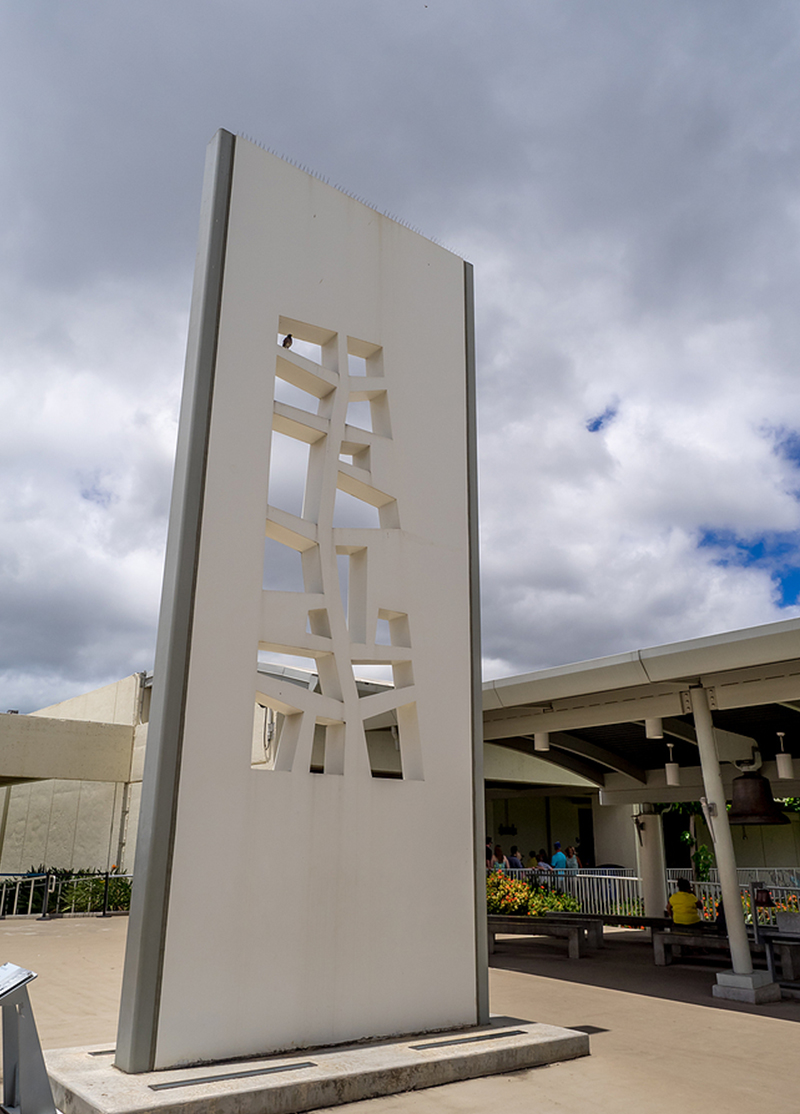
[666,867,800,887]
[665,879,800,924]
[0,874,46,917]
[496,869,644,916]
[495,869,800,920]
[558,872,643,915]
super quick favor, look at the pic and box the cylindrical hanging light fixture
[665,742,681,787]
[645,718,663,739]
[776,731,795,780]
[534,732,550,752]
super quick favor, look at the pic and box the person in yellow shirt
[667,878,703,925]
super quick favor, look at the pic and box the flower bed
[486,871,580,916]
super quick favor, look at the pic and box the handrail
[0,872,132,919]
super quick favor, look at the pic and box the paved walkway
[3,919,799,1113]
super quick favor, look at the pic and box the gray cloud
[3,1,800,707]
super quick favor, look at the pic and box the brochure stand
[0,963,56,1114]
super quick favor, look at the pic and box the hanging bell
[728,771,790,825]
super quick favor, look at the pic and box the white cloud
[3,1,800,707]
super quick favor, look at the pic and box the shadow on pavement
[489,928,800,1023]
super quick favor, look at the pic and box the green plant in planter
[679,830,715,881]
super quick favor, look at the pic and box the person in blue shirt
[551,841,568,870]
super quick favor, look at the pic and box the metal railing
[495,869,800,920]
[0,872,132,919]
[497,868,644,916]
[0,874,47,917]
[665,878,800,924]
[558,871,643,915]
[666,867,800,887]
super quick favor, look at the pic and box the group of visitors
[486,838,583,872]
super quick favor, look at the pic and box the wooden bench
[487,914,594,959]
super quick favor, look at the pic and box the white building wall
[593,801,638,868]
[0,675,145,872]
[31,674,141,726]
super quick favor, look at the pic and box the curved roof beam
[549,732,647,783]
[498,736,606,787]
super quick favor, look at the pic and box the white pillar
[636,804,667,917]
[689,686,751,972]
[690,687,780,1002]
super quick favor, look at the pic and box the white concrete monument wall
[116,131,485,1072]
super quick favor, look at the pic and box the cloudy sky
[3,1,800,712]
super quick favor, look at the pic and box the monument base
[711,969,782,1004]
[46,1020,589,1114]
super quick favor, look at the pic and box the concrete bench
[773,941,800,981]
[653,928,764,966]
[487,915,592,959]
[599,915,672,932]
[757,928,800,982]
[539,913,605,949]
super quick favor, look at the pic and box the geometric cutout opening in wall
[362,704,422,782]
[336,553,350,619]
[345,398,373,432]
[375,616,392,645]
[336,462,393,510]
[269,431,311,516]
[309,722,324,773]
[273,374,321,414]
[306,608,331,638]
[333,488,380,529]
[379,608,411,648]
[366,727,403,779]
[342,548,368,642]
[310,721,345,775]
[351,662,394,688]
[263,536,306,592]
[348,353,368,377]
[252,702,279,768]
[281,335,323,365]
[257,648,318,676]
[347,335,383,375]
[339,442,371,470]
[250,684,305,772]
[392,659,414,690]
[278,316,336,364]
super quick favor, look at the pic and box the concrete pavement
[2,918,799,1114]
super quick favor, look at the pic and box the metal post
[100,871,111,918]
[689,686,752,974]
[37,874,51,922]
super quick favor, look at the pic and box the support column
[690,686,780,1003]
[636,805,667,917]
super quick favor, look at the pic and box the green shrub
[527,885,581,916]
[486,871,531,915]
[59,874,132,913]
